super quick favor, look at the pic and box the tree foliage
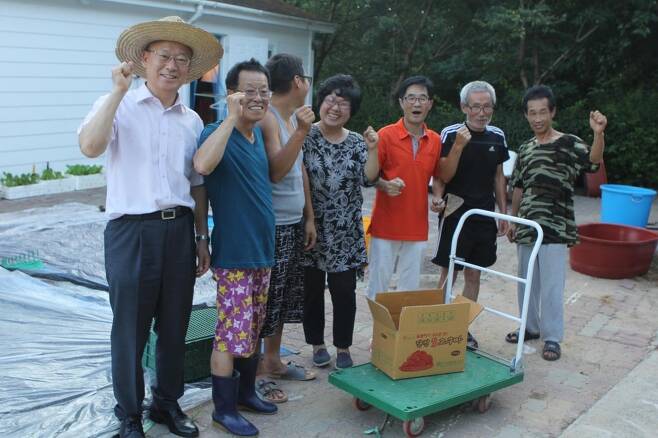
[287,0,658,188]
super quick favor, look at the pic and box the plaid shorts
[212,267,271,357]
[260,222,305,337]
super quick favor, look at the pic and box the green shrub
[594,89,658,189]
[40,168,65,181]
[1,172,39,187]
[65,164,103,176]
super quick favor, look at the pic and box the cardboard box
[368,289,483,380]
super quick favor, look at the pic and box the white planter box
[71,173,106,190]
[0,177,76,200]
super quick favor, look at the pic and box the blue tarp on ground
[0,203,217,437]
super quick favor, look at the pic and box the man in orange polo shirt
[367,76,443,299]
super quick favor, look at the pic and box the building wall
[0,0,313,175]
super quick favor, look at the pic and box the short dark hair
[266,53,304,94]
[522,85,556,113]
[225,58,270,91]
[317,74,362,117]
[397,76,434,100]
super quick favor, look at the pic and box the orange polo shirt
[369,118,441,241]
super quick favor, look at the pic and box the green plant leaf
[65,164,103,176]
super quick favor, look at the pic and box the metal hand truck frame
[329,209,544,437]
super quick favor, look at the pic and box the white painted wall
[0,0,314,175]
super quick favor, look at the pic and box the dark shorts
[260,221,305,338]
[432,216,497,270]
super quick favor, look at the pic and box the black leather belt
[120,206,191,221]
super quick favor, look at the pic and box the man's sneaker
[467,332,479,349]
[312,348,331,367]
[335,351,353,369]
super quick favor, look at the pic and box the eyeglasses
[323,95,351,111]
[146,49,191,68]
[238,88,273,100]
[403,94,430,104]
[300,75,313,86]
[466,104,495,115]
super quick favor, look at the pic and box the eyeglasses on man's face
[323,95,351,111]
[403,94,430,104]
[466,104,495,115]
[299,75,313,86]
[147,49,191,68]
[239,88,273,100]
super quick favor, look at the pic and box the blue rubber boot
[211,371,258,436]
[234,353,277,414]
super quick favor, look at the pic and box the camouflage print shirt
[511,134,599,246]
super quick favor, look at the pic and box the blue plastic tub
[600,184,656,227]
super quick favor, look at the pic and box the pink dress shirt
[79,84,204,219]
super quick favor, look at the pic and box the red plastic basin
[570,223,658,279]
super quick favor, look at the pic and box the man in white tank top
[255,54,317,401]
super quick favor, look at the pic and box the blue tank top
[201,123,275,269]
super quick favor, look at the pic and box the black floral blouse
[302,124,374,274]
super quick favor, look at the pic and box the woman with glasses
[301,74,379,370]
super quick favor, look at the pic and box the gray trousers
[517,243,567,343]
[104,211,196,419]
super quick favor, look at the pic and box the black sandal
[542,341,561,361]
[505,329,540,344]
[467,332,479,349]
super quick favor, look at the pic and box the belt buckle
[161,208,176,220]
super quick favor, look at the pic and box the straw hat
[115,16,223,83]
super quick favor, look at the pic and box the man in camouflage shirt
[507,85,607,361]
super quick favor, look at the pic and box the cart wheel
[402,417,425,437]
[353,397,371,411]
[475,394,491,413]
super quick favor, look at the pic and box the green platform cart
[329,210,543,437]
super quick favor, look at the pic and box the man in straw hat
[78,16,221,438]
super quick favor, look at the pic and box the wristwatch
[195,234,209,242]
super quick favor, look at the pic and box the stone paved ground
[174,193,658,438]
[2,187,657,438]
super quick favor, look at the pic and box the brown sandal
[256,379,288,403]
[268,361,316,381]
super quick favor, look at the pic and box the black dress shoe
[149,405,199,437]
[119,416,144,438]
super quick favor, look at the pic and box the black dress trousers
[104,210,196,419]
